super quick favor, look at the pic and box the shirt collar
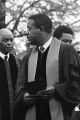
[39,36,52,52]
[43,36,52,50]
[0,52,9,60]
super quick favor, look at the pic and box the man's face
[60,33,73,44]
[27,19,42,46]
[0,34,13,54]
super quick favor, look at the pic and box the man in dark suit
[0,28,19,120]
[15,14,80,120]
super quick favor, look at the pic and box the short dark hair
[53,25,73,39]
[28,13,52,34]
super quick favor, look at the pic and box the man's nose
[26,29,30,35]
[7,40,12,45]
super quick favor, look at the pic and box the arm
[55,44,80,104]
[14,49,35,120]
[65,45,80,101]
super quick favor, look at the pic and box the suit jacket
[71,105,80,120]
[15,38,80,120]
[71,104,80,120]
[0,53,19,120]
[71,111,80,120]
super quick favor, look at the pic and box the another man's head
[27,13,52,46]
[53,25,74,44]
[0,28,14,55]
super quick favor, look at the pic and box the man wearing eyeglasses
[0,28,19,120]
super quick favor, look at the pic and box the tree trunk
[0,0,6,28]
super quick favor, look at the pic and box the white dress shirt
[0,52,9,60]
[39,36,52,53]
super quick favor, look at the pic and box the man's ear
[40,26,45,32]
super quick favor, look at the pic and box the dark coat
[71,111,80,120]
[15,40,80,120]
[71,104,80,120]
[0,54,18,120]
[55,43,80,118]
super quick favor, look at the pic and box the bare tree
[3,0,80,54]
[0,0,6,28]
[5,0,80,37]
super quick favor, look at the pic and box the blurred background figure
[72,41,80,55]
[53,25,74,44]
[15,13,80,120]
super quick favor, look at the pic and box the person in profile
[15,14,80,120]
[0,28,19,120]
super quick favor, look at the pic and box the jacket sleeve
[60,44,80,101]
[14,49,33,120]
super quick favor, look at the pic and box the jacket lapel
[27,47,38,120]
[46,38,64,120]
[28,47,38,82]
[26,38,64,120]
[46,37,61,87]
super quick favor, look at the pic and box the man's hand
[23,92,36,105]
[37,86,55,99]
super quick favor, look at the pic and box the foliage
[1,0,80,53]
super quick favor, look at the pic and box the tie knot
[39,46,45,53]
[4,55,8,61]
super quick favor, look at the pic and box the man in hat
[0,28,19,120]
[15,13,80,120]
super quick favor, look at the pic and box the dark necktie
[4,55,13,120]
[38,46,45,64]
[36,47,51,120]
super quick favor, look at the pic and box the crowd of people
[0,13,80,120]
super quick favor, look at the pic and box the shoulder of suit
[21,48,33,62]
[10,53,22,67]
